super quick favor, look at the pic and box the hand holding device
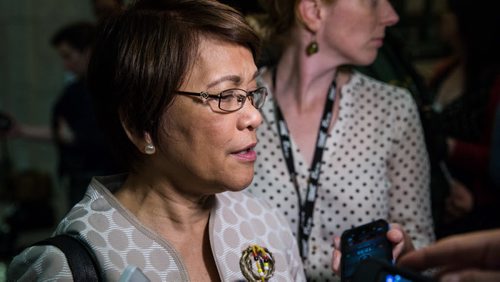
[340,219,392,282]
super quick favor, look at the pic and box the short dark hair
[50,21,96,52]
[87,0,260,171]
[91,0,125,20]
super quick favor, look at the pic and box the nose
[381,0,399,27]
[238,98,263,131]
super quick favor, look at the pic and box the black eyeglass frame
[176,87,267,113]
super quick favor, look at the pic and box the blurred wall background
[0,2,95,279]
[0,0,93,217]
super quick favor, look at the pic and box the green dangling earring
[306,39,319,56]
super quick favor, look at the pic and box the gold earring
[306,39,319,56]
[144,143,156,155]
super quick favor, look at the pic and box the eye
[220,91,237,102]
[220,89,238,97]
[236,95,246,103]
[220,89,247,102]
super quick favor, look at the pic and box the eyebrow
[206,70,260,88]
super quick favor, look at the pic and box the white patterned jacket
[8,174,306,282]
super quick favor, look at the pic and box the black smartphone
[352,258,435,282]
[340,219,393,282]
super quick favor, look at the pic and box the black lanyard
[272,68,336,260]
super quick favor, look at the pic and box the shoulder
[7,245,72,281]
[6,178,120,281]
[55,175,125,235]
[350,71,411,97]
[59,80,88,101]
[345,71,416,110]
[65,79,87,92]
[54,80,89,109]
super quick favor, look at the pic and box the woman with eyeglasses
[7,0,306,281]
[247,0,435,280]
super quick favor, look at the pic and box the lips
[231,143,257,161]
[371,38,384,48]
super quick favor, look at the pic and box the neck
[273,38,341,111]
[115,172,214,233]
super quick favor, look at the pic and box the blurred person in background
[428,0,500,237]
[247,0,435,280]
[9,22,122,208]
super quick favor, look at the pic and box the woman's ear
[296,0,322,33]
[120,118,154,155]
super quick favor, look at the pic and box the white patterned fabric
[8,175,306,281]
[248,70,435,281]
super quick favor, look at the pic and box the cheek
[326,16,361,48]
[162,100,237,172]
[178,117,232,155]
[343,20,371,43]
[332,20,378,62]
[199,120,232,151]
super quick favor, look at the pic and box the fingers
[333,236,341,250]
[331,236,341,274]
[388,223,414,259]
[398,229,500,271]
[387,228,404,259]
[440,270,500,282]
[331,248,341,274]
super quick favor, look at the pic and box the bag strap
[34,234,101,282]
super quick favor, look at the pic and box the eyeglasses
[176,87,268,112]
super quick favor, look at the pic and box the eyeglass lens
[218,88,267,111]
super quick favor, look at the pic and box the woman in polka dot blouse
[248,0,435,280]
[7,1,306,281]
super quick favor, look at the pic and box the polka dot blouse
[248,70,435,281]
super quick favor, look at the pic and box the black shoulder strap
[34,234,101,282]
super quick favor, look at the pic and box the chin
[356,57,377,66]
[225,175,254,192]
[352,51,378,66]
